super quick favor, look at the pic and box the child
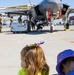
[18,41,49,75]
[56,49,74,75]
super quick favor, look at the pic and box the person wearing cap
[18,41,49,75]
[56,49,74,75]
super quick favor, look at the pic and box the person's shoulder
[18,68,27,75]
[42,69,49,75]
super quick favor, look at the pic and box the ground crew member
[0,18,2,32]
[66,22,69,29]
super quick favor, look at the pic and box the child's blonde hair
[21,45,49,75]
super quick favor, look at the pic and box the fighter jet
[3,0,74,32]
[29,0,70,32]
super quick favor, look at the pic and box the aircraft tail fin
[62,4,69,15]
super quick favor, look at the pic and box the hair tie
[26,41,44,47]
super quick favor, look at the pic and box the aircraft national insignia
[62,4,69,15]
[63,8,66,11]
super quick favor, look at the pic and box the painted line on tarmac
[52,33,74,44]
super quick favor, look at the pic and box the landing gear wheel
[50,25,53,33]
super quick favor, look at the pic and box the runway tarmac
[0,25,74,75]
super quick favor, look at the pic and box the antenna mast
[28,0,32,6]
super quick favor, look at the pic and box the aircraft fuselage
[31,0,62,20]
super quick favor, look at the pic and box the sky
[0,0,74,8]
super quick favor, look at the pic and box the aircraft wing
[68,8,74,13]
[4,9,30,15]
[62,8,74,19]
[0,8,31,17]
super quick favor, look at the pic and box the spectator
[56,49,74,75]
[18,41,49,75]
[18,15,22,25]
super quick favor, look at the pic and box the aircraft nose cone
[39,2,59,15]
